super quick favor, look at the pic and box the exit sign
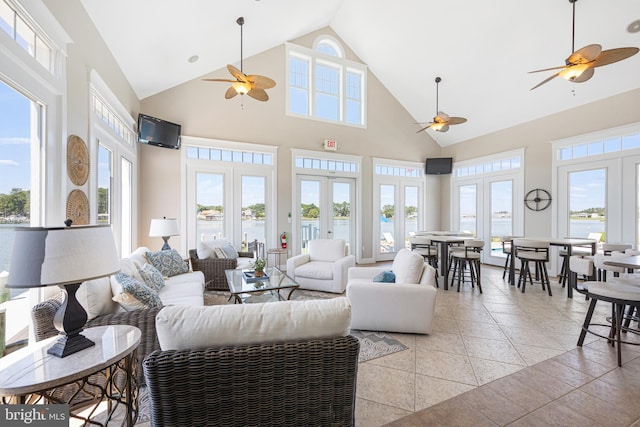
[323,139,338,151]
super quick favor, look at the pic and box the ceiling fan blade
[438,124,450,133]
[570,67,595,83]
[224,86,238,99]
[591,47,640,68]
[567,44,602,64]
[416,124,433,133]
[247,74,276,89]
[227,64,247,82]
[447,117,467,125]
[203,78,237,83]
[247,88,269,102]
[528,65,567,74]
[530,72,561,90]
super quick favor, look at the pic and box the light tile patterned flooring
[358,265,640,427]
[134,264,640,426]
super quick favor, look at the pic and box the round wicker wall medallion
[66,189,90,225]
[67,135,89,186]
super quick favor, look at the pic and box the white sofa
[346,248,438,334]
[286,239,355,293]
[76,246,205,320]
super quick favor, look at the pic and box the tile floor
[133,264,640,426]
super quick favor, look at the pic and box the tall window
[286,36,367,127]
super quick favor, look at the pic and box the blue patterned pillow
[373,270,396,283]
[146,249,189,277]
[221,243,239,259]
[139,263,165,291]
[114,273,162,308]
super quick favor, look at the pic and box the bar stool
[449,239,484,293]
[558,232,603,287]
[513,238,551,296]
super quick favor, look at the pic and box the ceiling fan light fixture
[431,122,446,131]
[232,81,251,95]
[559,63,589,80]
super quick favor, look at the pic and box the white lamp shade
[7,225,120,289]
[149,218,180,237]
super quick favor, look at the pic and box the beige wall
[441,89,640,238]
[139,27,441,258]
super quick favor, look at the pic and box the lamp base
[161,236,171,250]
[48,282,94,358]
[48,333,95,358]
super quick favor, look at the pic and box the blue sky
[0,80,30,195]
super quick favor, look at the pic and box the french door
[295,175,355,253]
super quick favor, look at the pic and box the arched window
[286,36,366,127]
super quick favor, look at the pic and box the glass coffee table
[225,267,300,304]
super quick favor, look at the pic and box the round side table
[0,325,141,426]
[267,248,288,270]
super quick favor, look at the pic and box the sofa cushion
[139,263,165,291]
[77,276,118,320]
[156,297,351,351]
[308,239,346,262]
[373,270,396,283]
[113,272,162,309]
[391,249,424,284]
[160,272,205,306]
[146,249,189,277]
[129,246,151,269]
[294,261,334,280]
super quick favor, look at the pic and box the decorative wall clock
[67,135,89,186]
[524,189,552,211]
[66,189,90,225]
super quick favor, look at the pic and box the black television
[425,157,453,175]
[137,114,181,149]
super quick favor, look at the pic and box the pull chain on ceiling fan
[203,17,276,101]
[416,77,467,133]
[529,0,639,90]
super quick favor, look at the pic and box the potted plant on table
[253,258,267,277]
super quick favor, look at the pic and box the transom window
[454,156,521,177]
[556,124,640,161]
[286,36,367,127]
[294,154,358,173]
[187,146,273,165]
[375,164,423,178]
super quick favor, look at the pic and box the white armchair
[286,239,355,293]
[346,248,438,334]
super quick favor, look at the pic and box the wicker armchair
[143,335,359,427]
[188,249,253,291]
[32,293,161,386]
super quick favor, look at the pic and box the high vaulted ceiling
[80,0,640,146]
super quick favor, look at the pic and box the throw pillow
[373,270,396,283]
[221,242,239,259]
[138,263,165,292]
[214,247,227,259]
[146,249,189,277]
[112,291,148,311]
[113,272,162,309]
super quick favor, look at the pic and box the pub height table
[0,325,141,427]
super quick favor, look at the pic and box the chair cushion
[308,239,346,262]
[295,261,334,280]
[221,243,239,259]
[155,297,352,350]
[391,249,425,284]
[196,238,230,259]
[373,270,395,283]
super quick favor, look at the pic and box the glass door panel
[459,184,477,236]
[196,173,225,241]
[299,179,320,252]
[332,181,351,248]
[241,176,265,250]
[404,186,418,249]
[568,169,606,238]
[379,184,395,253]
[490,180,513,259]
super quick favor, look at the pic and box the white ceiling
[80,0,640,146]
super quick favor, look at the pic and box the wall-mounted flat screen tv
[137,114,181,149]
[425,157,453,175]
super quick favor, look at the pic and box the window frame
[285,38,367,128]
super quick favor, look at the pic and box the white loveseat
[346,248,438,334]
[76,246,205,320]
[286,239,355,294]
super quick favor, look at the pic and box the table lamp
[149,217,180,250]
[7,224,120,358]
